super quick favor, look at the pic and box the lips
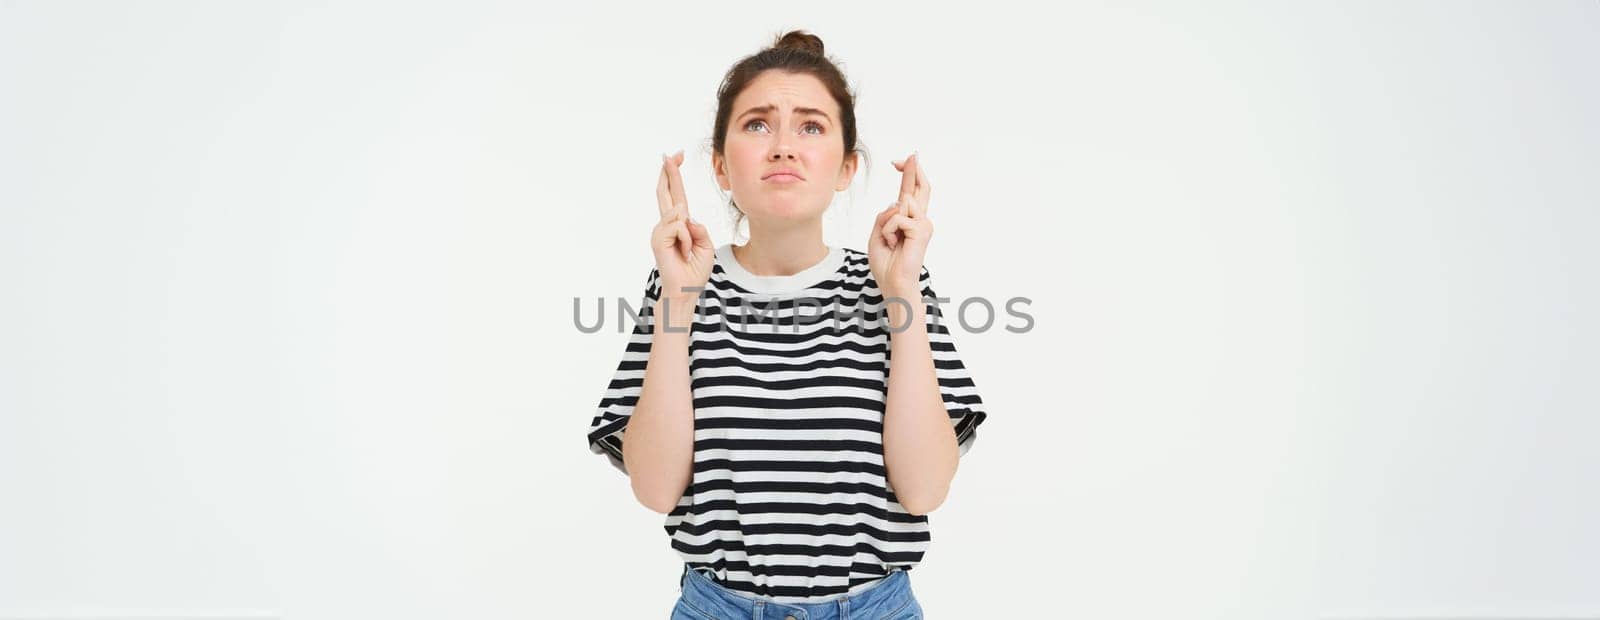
[762,169,804,182]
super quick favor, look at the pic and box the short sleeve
[585,267,662,475]
[918,266,988,457]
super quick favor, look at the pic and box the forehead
[732,70,839,117]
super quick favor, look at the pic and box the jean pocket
[889,606,923,620]
[671,597,719,620]
[875,597,924,620]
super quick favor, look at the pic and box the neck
[735,218,828,276]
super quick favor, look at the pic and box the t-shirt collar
[715,243,847,295]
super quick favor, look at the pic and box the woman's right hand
[652,150,715,302]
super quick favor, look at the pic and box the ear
[834,151,859,192]
[712,151,732,191]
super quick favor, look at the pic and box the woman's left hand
[868,152,934,300]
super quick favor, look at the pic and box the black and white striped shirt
[586,243,987,603]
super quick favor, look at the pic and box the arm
[871,152,960,516]
[881,287,960,516]
[623,150,714,514]
[622,294,699,514]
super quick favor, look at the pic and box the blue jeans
[671,565,924,620]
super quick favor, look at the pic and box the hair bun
[772,30,825,56]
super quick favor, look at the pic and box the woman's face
[714,70,857,227]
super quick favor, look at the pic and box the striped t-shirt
[585,243,987,603]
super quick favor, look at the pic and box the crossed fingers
[656,150,688,221]
[890,152,931,218]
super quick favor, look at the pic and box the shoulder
[838,247,877,271]
[836,248,934,283]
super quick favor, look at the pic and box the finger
[871,204,897,246]
[897,153,917,202]
[881,213,914,249]
[876,205,899,248]
[674,219,692,261]
[873,203,897,228]
[882,213,913,238]
[656,157,673,218]
[666,150,689,217]
[654,219,680,253]
[913,158,931,212]
[686,218,713,250]
[898,191,919,218]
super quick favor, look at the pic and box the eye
[743,119,769,133]
[802,121,825,135]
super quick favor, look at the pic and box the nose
[768,146,797,162]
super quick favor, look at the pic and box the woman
[586,30,987,620]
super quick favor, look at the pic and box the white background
[2,2,1597,618]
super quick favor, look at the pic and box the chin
[744,195,827,221]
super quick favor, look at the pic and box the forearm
[623,296,698,513]
[880,291,959,516]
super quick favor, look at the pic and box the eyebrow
[735,105,833,124]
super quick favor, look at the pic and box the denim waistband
[676,565,917,620]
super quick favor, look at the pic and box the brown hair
[711,30,867,235]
